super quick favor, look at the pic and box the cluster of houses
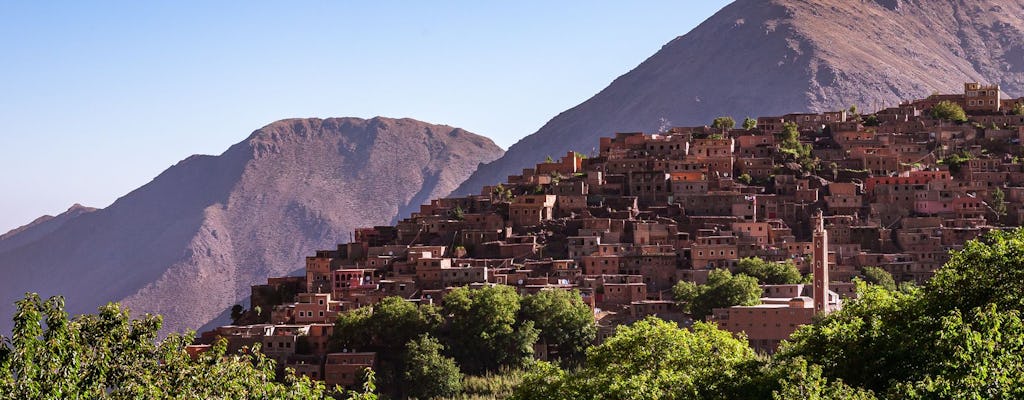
[195,83,1024,385]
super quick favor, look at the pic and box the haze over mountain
[454,0,1024,195]
[0,117,503,334]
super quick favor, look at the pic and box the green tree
[403,334,462,400]
[859,266,896,291]
[519,289,596,364]
[737,257,802,284]
[512,317,756,400]
[991,187,1007,219]
[736,173,753,185]
[712,116,736,130]
[0,293,329,399]
[743,117,757,130]
[345,368,378,400]
[443,285,539,374]
[781,229,1024,396]
[1013,102,1024,116]
[672,269,761,320]
[772,357,877,400]
[931,100,967,123]
[330,296,442,397]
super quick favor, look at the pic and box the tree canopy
[779,228,1024,397]
[743,117,757,130]
[737,257,802,285]
[931,100,967,122]
[513,318,756,400]
[859,266,896,291]
[443,285,539,374]
[673,269,761,320]
[519,289,596,364]
[712,116,736,130]
[403,334,462,400]
[330,296,442,397]
[0,294,329,399]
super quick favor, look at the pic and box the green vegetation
[777,122,818,172]
[742,117,757,130]
[931,100,967,123]
[859,266,896,291]
[330,286,595,397]
[780,229,1024,397]
[939,151,974,175]
[1013,102,1024,116]
[403,334,462,399]
[330,296,442,398]
[0,295,330,399]
[672,269,761,320]
[737,257,802,285]
[512,317,756,400]
[736,173,752,185]
[991,187,1007,219]
[712,116,736,130]
[519,289,596,364]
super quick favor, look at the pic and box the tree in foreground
[737,257,802,285]
[780,229,1024,397]
[673,269,761,320]
[403,334,462,400]
[442,285,539,374]
[512,317,756,400]
[0,293,328,399]
[519,289,596,365]
[330,296,442,397]
[930,100,967,123]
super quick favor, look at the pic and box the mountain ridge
[0,116,503,334]
[453,0,1024,196]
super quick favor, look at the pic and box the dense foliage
[512,318,756,400]
[712,116,736,130]
[736,257,802,285]
[672,269,761,319]
[931,100,967,122]
[859,266,896,291]
[518,289,596,364]
[329,286,595,397]
[742,117,757,130]
[0,294,329,399]
[403,334,462,399]
[779,228,1024,398]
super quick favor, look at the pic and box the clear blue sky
[0,1,731,233]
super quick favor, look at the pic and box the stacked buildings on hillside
[198,83,1024,385]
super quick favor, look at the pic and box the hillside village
[196,83,1024,389]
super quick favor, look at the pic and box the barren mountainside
[0,117,503,334]
[454,0,1024,195]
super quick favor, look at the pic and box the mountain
[0,204,97,254]
[0,117,503,334]
[453,0,1024,195]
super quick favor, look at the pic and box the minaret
[812,210,829,314]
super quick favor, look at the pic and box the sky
[0,1,732,234]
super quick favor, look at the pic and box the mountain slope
[0,204,97,254]
[454,0,1024,195]
[0,117,503,334]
